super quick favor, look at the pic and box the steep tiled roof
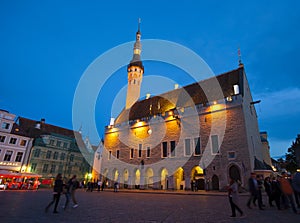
[116,67,243,124]
[16,117,75,138]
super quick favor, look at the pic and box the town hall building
[100,24,272,191]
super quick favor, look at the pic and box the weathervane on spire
[238,47,244,67]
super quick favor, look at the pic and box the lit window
[31,163,37,172]
[15,152,23,162]
[20,139,27,146]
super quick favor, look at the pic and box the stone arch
[123,169,129,188]
[145,168,154,189]
[191,166,205,190]
[112,168,119,182]
[174,167,184,190]
[211,174,219,190]
[160,168,168,190]
[229,164,241,182]
[134,169,141,189]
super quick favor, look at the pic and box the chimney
[41,118,45,124]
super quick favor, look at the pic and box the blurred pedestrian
[45,173,63,213]
[67,175,79,208]
[279,172,298,214]
[271,176,282,210]
[292,172,300,208]
[228,177,243,218]
[247,172,258,209]
[264,176,274,207]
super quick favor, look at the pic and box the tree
[285,135,300,174]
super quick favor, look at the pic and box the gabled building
[0,110,33,173]
[100,25,271,191]
[17,117,92,183]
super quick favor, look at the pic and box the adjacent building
[16,117,93,182]
[0,110,33,173]
[100,25,272,191]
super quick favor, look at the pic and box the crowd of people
[228,171,300,218]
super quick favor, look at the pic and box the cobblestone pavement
[0,189,299,223]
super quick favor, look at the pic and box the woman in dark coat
[45,173,64,213]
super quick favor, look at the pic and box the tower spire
[126,19,144,109]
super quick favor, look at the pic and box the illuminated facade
[0,110,33,173]
[100,27,271,191]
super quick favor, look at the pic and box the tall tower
[126,19,144,109]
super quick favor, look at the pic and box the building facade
[100,26,271,191]
[17,117,92,182]
[0,110,33,173]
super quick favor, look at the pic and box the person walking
[292,172,300,208]
[45,173,63,213]
[264,176,274,207]
[255,175,265,209]
[279,172,298,214]
[271,176,282,210]
[247,172,259,209]
[66,175,79,208]
[228,177,243,218]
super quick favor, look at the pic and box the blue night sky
[1,1,299,158]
